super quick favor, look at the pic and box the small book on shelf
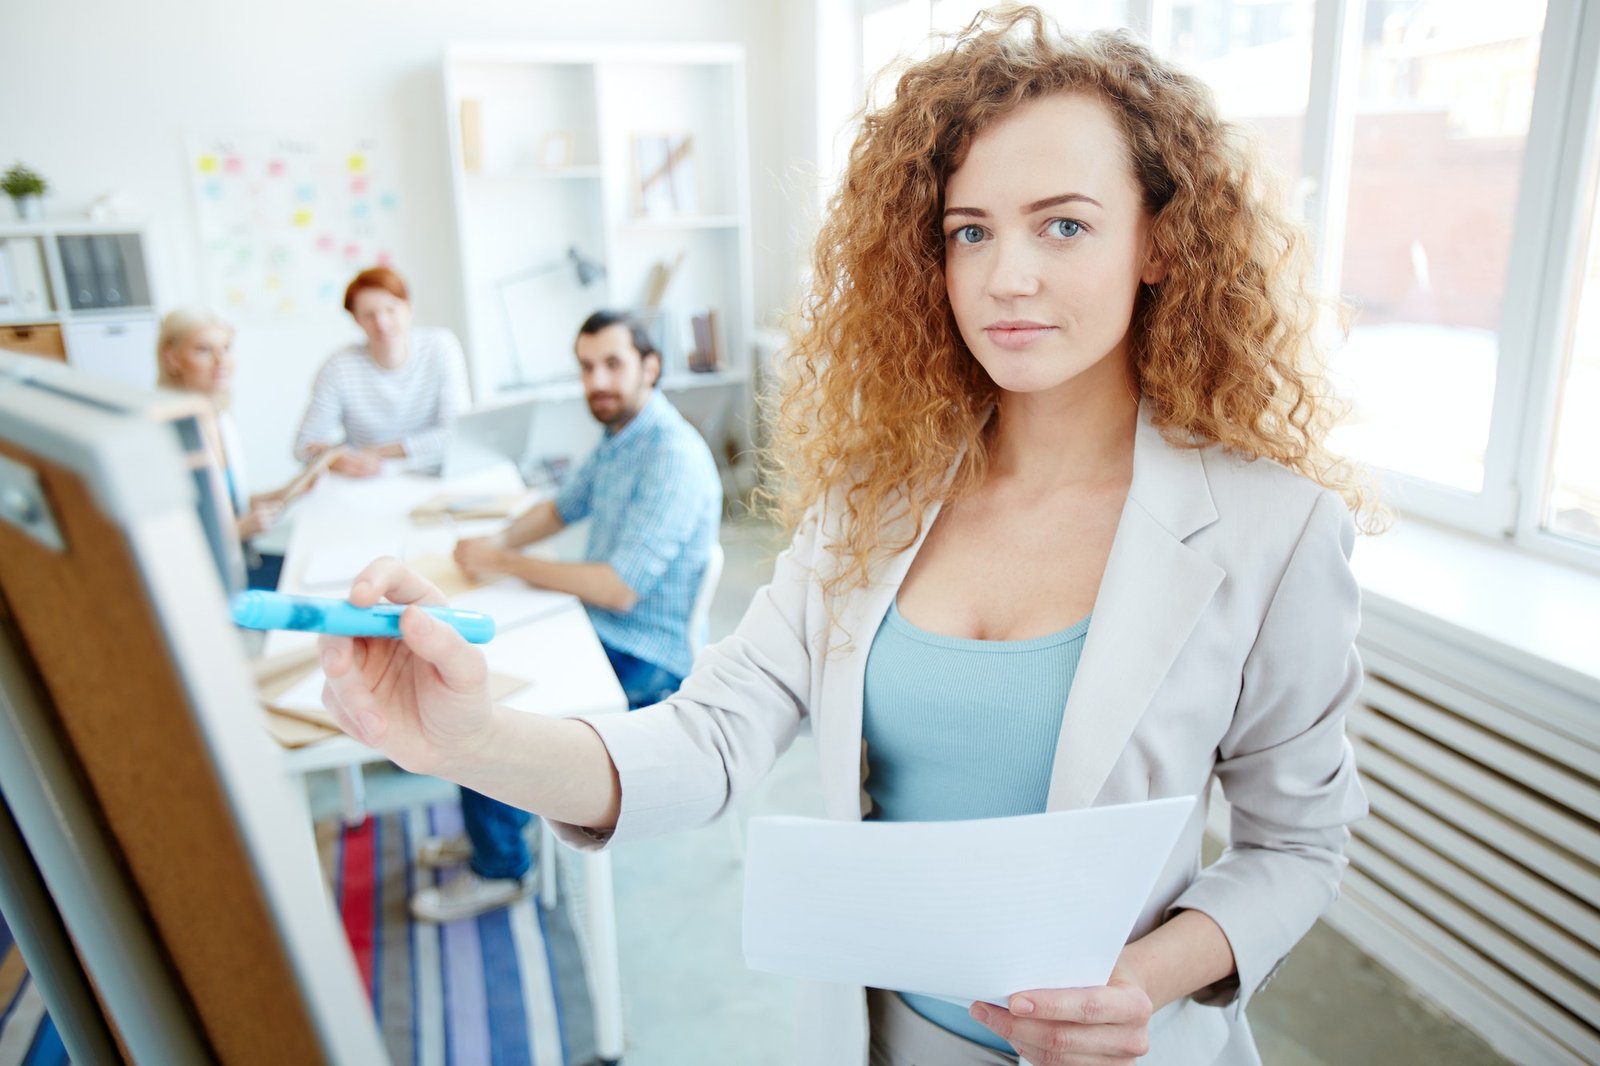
[687,309,720,373]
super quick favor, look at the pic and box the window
[849,0,1600,569]
[1155,0,1317,193]
[1328,2,1546,495]
[861,0,1131,112]
[1543,149,1600,547]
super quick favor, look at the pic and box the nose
[985,236,1040,299]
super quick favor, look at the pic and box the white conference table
[263,459,627,1063]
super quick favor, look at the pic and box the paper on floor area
[742,796,1196,1005]
[449,579,579,630]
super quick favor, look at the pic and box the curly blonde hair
[765,5,1368,599]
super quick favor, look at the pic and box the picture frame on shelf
[537,131,575,170]
[631,132,696,217]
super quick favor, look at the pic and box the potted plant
[2,163,49,221]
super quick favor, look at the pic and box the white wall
[0,0,826,488]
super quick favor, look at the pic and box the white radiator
[1327,610,1600,1065]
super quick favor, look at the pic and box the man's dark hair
[577,310,661,368]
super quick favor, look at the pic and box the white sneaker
[416,833,475,869]
[410,870,533,923]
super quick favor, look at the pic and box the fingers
[970,1010,1145,1064]
[970,986,1152,1064]
[317,634,366,678]
[1007,985,1150,1025]
[320,640,384,744]
[399,606,487,694]
[347,557,448,608]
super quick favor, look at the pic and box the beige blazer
[555,403,1368,1065]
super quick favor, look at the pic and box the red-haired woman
[293,266,470,477]
[321,10,1373,1064]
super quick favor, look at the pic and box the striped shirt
[555,392,722,678]
[292,327,470,464]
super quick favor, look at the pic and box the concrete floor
[308,516,1510,1065]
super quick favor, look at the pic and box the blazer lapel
[1046,406,1225,811]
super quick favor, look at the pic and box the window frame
[844,0,1600,570]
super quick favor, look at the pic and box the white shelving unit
[443,43,755,403]
[0,219,158,387]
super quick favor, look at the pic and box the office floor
[307,516,1510,1066]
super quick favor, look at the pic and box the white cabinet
[0,220,157,387]
[62,317,159,387]
[443,44,754,403]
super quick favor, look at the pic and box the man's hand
[969,973,1153,1066]
[453,535,512,581]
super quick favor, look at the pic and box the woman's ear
[1141,227,1168,285]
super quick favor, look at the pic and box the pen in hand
[231,590,495,644]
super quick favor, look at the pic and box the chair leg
[582,850,626,1064]
[336,765,367,827]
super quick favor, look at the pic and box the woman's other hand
[969,974,1153,1066]
[319,557,495,777]
[237,497,285,539]
[330,446,383,477]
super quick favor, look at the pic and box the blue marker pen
[230,590,495,644]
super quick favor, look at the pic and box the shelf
[619,215,741,231]
[63,305,157,321]
[0,217,150,236]
[448,44,753,423]
[466,166,603,181]
[493,377,583,402]
[491,369,748,402]
[660,370,747,390]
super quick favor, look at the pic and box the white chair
[689,540,725,662]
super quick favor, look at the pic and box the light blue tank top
[862,599,1090,1054]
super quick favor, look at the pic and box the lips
[984,320,1057,350]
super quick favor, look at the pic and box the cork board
[0,439,328,1065]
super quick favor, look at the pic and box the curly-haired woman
[320,9,1370,1064]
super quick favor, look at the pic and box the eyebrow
[943,192,1103,218]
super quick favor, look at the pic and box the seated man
[410,309,723,922]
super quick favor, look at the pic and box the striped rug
[318,802,600,1066]
[0,801,597,1066]
[0,914,65,1066]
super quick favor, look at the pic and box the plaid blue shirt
[555,392,723,678]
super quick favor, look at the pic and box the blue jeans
[458,644,684,880]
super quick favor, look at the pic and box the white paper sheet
[742,796,1197,1006]
[271,669,329,715]
[450,579,579,631]
[301,539,404,588]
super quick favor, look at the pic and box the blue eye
[950,224,986,245]
[1046,218,1083,238]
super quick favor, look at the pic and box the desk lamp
[496,245,607,387]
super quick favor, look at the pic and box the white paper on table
[742,796,1196,1006]
[450,579,579,631]
[301,539,404,588]
[271,669,329,715]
